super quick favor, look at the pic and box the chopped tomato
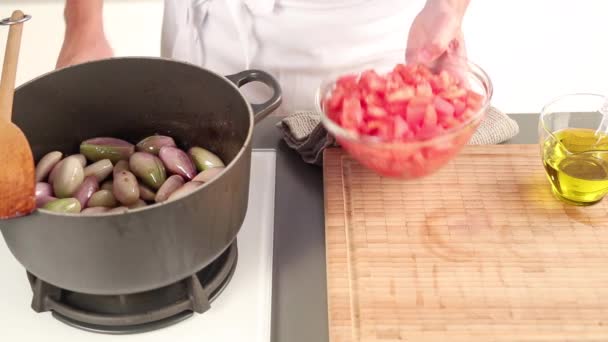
[359,70,386,93]
[327,87,345,112]
[429,70,454,93]
[386,72,405,91]
[364,92,383,106]
[406,101,426,127]
[386,86,415,104]
[441,117,460,130]
[439,70,455,86]
[387,102,408,117]
[416,82,433,97]
[395,64,419,85]
[324,61,487,178]
[365,119,392,138]
[367,105,388,118]
[434,96,455,121]
[393,115,410,139]
[417,125,444,139]
[440,85,467,100]
[423,104,438,128]
[341,96,363,130]
[452,99,467,117]
[414,64,433,79]
[336,74,358,90]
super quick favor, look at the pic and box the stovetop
[0,151,276,341]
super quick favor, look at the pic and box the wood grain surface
[323,145,608,342]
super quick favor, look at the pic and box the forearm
[64,0,105,39]
[425,0,470,18]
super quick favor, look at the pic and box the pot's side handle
[226,70,282,124]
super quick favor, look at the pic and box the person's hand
[56,0,112,69]
[406,0,469,64]
[56,31,113,69]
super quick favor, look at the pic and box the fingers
[407,31,460,65]
[444,33,470,86]
[405,47,433,65]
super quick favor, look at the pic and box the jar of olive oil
[540,94,608,206]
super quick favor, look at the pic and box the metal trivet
[26,242,238,334]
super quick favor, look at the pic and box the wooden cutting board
[323,145,608,342]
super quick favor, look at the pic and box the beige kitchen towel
[277,106,519,165]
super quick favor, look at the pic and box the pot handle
[226,70,282,124]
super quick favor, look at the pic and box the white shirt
[161,0,425,114]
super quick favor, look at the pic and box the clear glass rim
[314,52,494,148]
[539,92,608,151]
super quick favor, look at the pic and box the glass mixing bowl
[315,51,493,179]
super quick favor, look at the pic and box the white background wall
[1,0,607,114]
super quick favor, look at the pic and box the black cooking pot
[0,58,281,295]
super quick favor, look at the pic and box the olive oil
[543,128,608,205]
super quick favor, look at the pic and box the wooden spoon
[0,10,35,219]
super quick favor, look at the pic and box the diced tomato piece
[326,87,345,112]
[393,63,413,77]
[341,96,363,129]
[414,64,433,79]
[358,86,370,99]
[416,82,433,97]
[417,125,444,139]
[439,70,455,86]
[434,96,455,122]
[385,86,415,104]
[365,119,392,138]
[402,71,422,85]
[466,90,485,110]
[393,115,410,140]
[429,70,455,93]
[387,102,408,117]
[429,76,442,93]
[441,117,460,130]
[359,70,386,93]
[392,64,407,75]
[408,95,433,106]
[452,99,467,117]
[336,74,358,90]
[423,104,438,128]
[325,106,340,122]
[363,93,383,108]
[367,105,388,118]
[393,64,418,84]
[406,101,427,127]
[440,85,467,100]
[386,72,405,91]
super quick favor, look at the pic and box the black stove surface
[27,242,238,334]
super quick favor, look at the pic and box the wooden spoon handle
[0,10,26,123]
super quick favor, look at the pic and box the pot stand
[26,241,238,335]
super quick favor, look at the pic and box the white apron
[161,0,425,115]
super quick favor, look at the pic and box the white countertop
[1,0,607,114]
